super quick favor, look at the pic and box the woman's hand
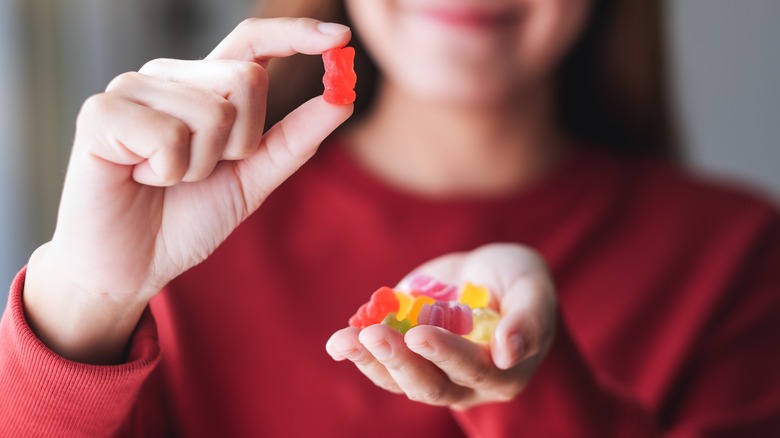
[326,243,557,411]
[23,18,353,363]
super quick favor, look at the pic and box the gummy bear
[407,272,458,302]
[322,46,357,105]
[459,282,490,309]
[394,291,414,321]
[417,302,473,335]
[349,287,399,329]
[465,308,500,343]
[382,312,413,335]
[407,295,436,325]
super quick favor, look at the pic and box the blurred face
[345,0,592,106]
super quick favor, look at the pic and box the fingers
[234,96,353,212]
[79,57,268,186]
[327,244,558,410]
[412,243,558,370]
[327,324,524,409]
[360,325,471,407]
[76,93,190,187]
[76,17,353,190]
[405,326,528,408]
[106,71,239,182]
[137,59,266,162]
[405,325,493,388]
[327,327,403,394]
[207,17,351,64]
[491,269,557,370]
[327,325,471,407]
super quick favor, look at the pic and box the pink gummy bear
[407,272,458,302]
[417,301,473,335]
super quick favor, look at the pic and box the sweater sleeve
[452,211,780,437]
[0,267,161,437]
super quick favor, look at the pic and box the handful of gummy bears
[348,273,501,342]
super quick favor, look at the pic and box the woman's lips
[419,8,520,29]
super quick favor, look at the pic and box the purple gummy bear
[407,272,458,302]
[417,301,474,335]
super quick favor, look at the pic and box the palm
[152,161,247,284]
[326,243,558,410]
[49,160,239,301]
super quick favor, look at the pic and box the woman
[2,0,779,436]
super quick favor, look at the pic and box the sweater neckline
[317,136,610,219]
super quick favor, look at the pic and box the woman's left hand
[326,243,558,411]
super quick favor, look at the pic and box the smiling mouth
[420,8,521,29]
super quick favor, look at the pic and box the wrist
[23,244,150,364]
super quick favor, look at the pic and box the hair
[258,0,679,161]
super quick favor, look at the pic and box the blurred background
[1,0,779,308]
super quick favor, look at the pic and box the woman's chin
[399,79,520,109]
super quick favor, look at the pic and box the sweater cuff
[0,267,161,436]
[452,315,659,437]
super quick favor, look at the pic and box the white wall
[0,0,32,305]
[0,0,251,309]
[668,0,780,202]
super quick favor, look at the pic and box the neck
[343,80,567,199]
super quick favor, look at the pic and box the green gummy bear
[382,312,413,334]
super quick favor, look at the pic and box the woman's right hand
[22,18,353,364]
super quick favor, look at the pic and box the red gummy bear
[322,46,357,105]
[349,287,399,329]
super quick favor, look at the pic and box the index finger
[206,17,351,64]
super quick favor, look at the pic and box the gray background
[1,0,779,309]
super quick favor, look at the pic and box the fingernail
[367,340,392,360]
[407,341,435,357]
[317,22,350,35]
[504,333,526,368]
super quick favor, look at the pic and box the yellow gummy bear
[459,282,490,309]
[395,291,414,321]
[465,308,501,343]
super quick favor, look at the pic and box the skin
[327,243,557,411]
[341,0,590,199]
[327,0,590,410]
[23,0,590,415]
[23,18,354,364]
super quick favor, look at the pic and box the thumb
[491,274,558,370]
[453,243,557,370]
[235,96,353,215]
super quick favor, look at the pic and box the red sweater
[2,142,779,437]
